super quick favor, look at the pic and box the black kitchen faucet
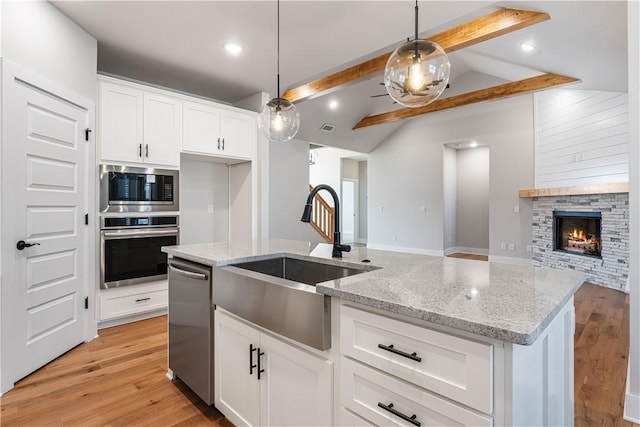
[301,184,352,258]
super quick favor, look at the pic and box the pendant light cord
[277,0,281,99]
[414,0,418,41]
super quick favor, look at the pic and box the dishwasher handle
[169,264,209,281]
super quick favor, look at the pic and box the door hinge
[84,297,89,310]
[85,213,89,225]
[85,128,92,142]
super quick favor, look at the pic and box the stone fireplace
[531,192,628,290]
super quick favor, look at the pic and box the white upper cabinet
[98,81,143,164]
[183,101,255,160]
[143,93,182,166]
[98,78,181,168]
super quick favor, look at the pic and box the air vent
[320,123,335,132]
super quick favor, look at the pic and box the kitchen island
[163,239,585,426]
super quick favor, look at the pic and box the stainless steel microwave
[99,165,179,213]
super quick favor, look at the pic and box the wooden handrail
[308,185,334,243]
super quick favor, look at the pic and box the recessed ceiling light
[520,42,535,53]
[329,100,338,110]
[224,42,243,55]
[470,141,478,148]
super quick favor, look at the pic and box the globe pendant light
[384,0,450,108]
[258,0,300,143]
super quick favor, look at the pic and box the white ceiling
[52,0,628,153]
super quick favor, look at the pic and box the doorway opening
[443,143,490,259]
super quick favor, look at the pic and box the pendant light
[258,0,300,143]
[384,0,450,108]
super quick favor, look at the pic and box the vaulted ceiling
[52,1,628,153]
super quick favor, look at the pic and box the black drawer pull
[249,344,257,375]
[377,402,421,427]
[135,297,151,303]
[257,348,265,380]
[378,344,422,362]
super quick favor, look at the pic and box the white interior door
[341,179,358,244]
[1,62,89,389]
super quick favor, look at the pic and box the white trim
[357,238,367,245]
[444,246,489,256]
[366,243,444,257]
[625,363,640,423]
[97,308,167,330]
[488,255,533,266]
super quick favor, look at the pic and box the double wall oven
[100,165,180,289]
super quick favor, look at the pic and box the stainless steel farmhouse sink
[230,256,368,285]
[213,256,378,350]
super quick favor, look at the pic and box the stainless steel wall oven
[101,216,179,289]
[100,164,179,213]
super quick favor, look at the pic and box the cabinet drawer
[341,357,492,427]
[340,305,493,414]
[100,287,168,321]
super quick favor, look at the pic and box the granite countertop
[162,239,585,345]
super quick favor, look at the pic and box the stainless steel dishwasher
[168,257,214,405]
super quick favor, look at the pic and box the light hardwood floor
[0,283,636,426]
[446,252,489,261]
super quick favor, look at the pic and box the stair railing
[308,185,334,243]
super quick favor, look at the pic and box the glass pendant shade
[384,39,450,108]
[258,97,300,143]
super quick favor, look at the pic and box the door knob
[16,240,40,250]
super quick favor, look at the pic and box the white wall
[1,1,97,101]
[269,139,321,243]
[535,89,629,188]
[309,146,361,207]
[625,0,639,422]
[179,158,229,244]
[358,161,368,243]
[368,95,534,260]
[229,162,252,245]
[456,147,490,253]
[443,146,457,252]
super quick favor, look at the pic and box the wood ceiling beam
[352,73,580,129]
[281,8,550,104]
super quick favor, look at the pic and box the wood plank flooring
[0,282,636,426]
[447,252,489,261]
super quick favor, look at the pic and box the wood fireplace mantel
[519,182,629,198]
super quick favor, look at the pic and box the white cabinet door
[220,109,255,159]
[259,333,333,427]
[215,310,261,427]
[99,81,143,163]
[143,93,181,167]
[182,101,222,155]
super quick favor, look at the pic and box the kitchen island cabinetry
[182,101,254,160]
[214,309,333,427]
[98,77,181,167]
[163,240,583,426]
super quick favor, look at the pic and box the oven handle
[168,264,208,281]
[102,228,179,240]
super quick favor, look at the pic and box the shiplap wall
[534,89,628,188]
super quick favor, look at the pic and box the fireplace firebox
[553,211,602,258]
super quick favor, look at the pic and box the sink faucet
[301,184,352,258]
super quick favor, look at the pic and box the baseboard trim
[625,361,640,423]
[366,243,443,257]
[488,255,533,266]
[98,308,167,330]
[357,238,367,245]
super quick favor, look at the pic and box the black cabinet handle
[16,240,40,250]
[217,137,221,150]
[378,344,422,362]
[145,144,149,158]
[377,402,421,427]
[139,143,142,157]
[135,297,151,303]
[257,348,265,380]
[221,138,225,150]
[249,344,257,375]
